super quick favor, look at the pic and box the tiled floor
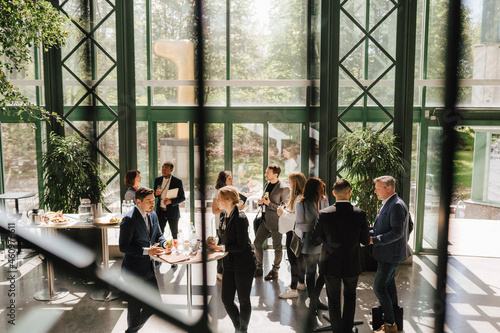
[1,243,500,333]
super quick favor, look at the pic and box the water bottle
[127,200,134,214]
[190,229,198,252]
[177,229,185,253]
[121,200,126,216]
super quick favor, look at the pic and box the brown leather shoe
[254,268,263,277]
[373,323,397,333]
[264,270,278,281]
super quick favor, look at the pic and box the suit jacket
[119,207,166,278]
[312,202,370,278]
[371,194,411,263]
[218,207,256,271]
[154,175,186,220]
[261,180,290,230]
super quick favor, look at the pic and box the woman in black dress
[208,186,256,333]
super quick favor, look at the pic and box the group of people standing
[119,161,411,333]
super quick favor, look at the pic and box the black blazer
[218,207,256,272]
[119,207,166,278]
[154,175,186,220]
[312,202,370,278]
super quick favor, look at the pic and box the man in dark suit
[312,179,370,333]
[254,164,290,280]
[119,187,166,333]
[154,161,186,240]
[370,176,411,333]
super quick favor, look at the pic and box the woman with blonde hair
[208,186,256,333]
[277,172,307,299]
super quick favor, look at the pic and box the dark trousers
[373,261,399,325]
[286,230,304,289]
[302,253,323,307]
[125,273,160,333]
[157,209,179,239]
[221,268,256,332]
[325,275,359,333]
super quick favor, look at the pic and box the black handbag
[290,232,303,257]
[253,207,263,235]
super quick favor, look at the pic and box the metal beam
[116,0,137,199]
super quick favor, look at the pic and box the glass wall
[0,123,39,213]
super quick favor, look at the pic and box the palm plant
[331,128,405,225]
[40,132,106,213]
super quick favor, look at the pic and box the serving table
[152,250,227,316]
[24,215,119,301]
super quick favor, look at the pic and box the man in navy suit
[370,176,411,333]
[154,161,186,239]
[120,187,166,333]
[312,179,370,333]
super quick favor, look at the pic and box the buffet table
[23,215,119,301]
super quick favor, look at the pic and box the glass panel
[487,133,500,202]
[230,0,306,81]
[4,48,40,105]
[150,0,195,106]
[232,123,264,190]
[137,121,149,187]
[422,127,442,250]
[408,123,420,248]
[233,123,263,239]
[205,123,225,187]
[268,123,302,182]
[231,87,306,106]
[157,122,191,226]
[1,123,39,213]
[309,122,320,177]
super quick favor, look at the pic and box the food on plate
[109,216,122,223]
[44,210,69,223]
[207,236,216,245]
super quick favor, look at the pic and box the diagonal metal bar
[61,37,87,63]
[62,63,91,90]
[379,119,394,133]
[93,94,119,118]
[92,38,118,64]
[340,35,366,64]
[338,119,352,133]
[96,117,119,142]
[62,91,92,119]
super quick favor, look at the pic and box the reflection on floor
[1,248,500,333]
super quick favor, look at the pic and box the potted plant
[40,132,106,213]
[331,128,405,270]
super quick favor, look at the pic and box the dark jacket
[154,175,186,220]
[119,207,166,278]
[218,207,256,271]
[371,194,411,263]
[312,202,370,278]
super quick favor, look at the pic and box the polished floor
[1,244,500,333]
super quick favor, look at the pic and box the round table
[151,249,227,316]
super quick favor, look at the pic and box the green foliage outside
[40,133,106,213]
[453,150,473,188]
[332,129,405,225]
[0,0,69,121]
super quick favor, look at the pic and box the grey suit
[254,180,290,270]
